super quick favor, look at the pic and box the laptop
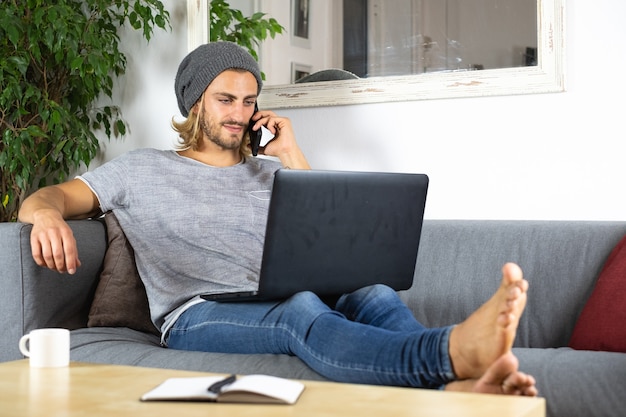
[201,169,429,302]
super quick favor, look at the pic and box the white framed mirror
[187,0,564,109]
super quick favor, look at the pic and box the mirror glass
[188,0,564,108]
[265,0,537,83]
[348,0,537,77]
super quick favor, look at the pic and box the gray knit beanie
[174,42,263,117]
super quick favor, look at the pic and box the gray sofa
[2,219,626,417]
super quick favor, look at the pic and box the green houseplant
[0,0,284,222]
[0,0,170,222]
[209,0,284,68]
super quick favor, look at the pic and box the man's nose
[230,103,248,123]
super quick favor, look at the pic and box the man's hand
[250,110,311,170]
[29,209,81,274]
[18,179,99,274]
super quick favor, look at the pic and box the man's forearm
[278,148,311,170]
[18,180,99,223]
[18,187,68,224]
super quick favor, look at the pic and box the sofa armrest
[0,219,107,362]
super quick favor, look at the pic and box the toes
[508,285,523,299]
[497,311,516,327]
[500,371,538,396]
[501,264,528,298]
[501,262,523,284]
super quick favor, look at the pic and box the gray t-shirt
[79,149,282,332]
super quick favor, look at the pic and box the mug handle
[19,334,31,357]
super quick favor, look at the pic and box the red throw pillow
[569,234,626,352]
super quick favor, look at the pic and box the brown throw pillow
[88,212,160,335]
[569,234,626,352]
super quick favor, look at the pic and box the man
[19,42,536,395]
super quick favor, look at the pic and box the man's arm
[18,179,101,274]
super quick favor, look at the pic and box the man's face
[196,69,258,151]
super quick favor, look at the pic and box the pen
[208,374,237,393]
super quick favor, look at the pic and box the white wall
[93,0,188,164]
[100,0,626,221]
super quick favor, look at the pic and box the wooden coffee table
[0,360,545,416]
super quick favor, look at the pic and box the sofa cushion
[514,347,626,417]
[569,233,626,352]
[87,212,160,335]
[70,327,327,381]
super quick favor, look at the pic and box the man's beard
[199,111,245,151]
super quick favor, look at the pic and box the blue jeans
[166,284,455,388]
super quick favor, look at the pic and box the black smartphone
[248,103,262,156]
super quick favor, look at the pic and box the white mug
[19,328,70,368]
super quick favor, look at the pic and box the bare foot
[445,352,538,396]
[448,263,528,380]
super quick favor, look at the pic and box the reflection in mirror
[187,0,564,108]
[344,0,537,78]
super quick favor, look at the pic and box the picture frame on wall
[291,62,312,83]
[291,0,310,48]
